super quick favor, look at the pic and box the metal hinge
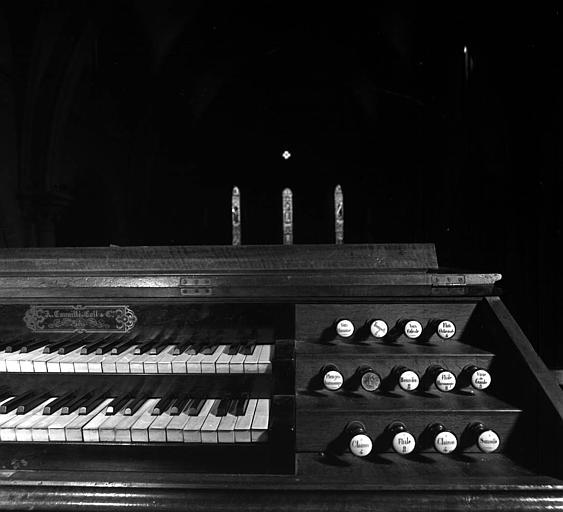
[179,277,214,296]
[431,274,466,287]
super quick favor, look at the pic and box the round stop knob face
[370,319,388,338]
[398,370,420,391]
[437,320,456,339]
[392,431,416,455]
[360,371,381,392]
[477,430,500,453]
[434,431,458,454]
[471,369,491,390]
[350,434,373,457]
[336,319,354,338]
[435,370,457,392]
[404,320,423,339]
[323,370,344,391]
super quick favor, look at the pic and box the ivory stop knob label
[369,319,388,338]
[471,369,491,390]
[392,432,416,455]
[398,370,419,391]
[437,320,456,339]
[434,431,458,454]
[323,370,344,391]
[435,370,456,392]
[336,319,354,338]
[350,434,372,457]
[477,430,500,453]
[404,320,423,339]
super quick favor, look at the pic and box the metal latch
[431,275,466,287]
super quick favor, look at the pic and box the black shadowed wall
[0,1,561,367]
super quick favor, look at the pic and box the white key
[59,347,86,373]
[115,398,159,442]
[0,350,6,372]
[65,398,114,442]
[31,410,64,441]
[115,346,139,373]
[165,404,193,442]
[15,397,58,441]
[101,352,122,373]
[171,351,192,374]
[258,344,274,374]
[218,402,238,443]
[201,345,225,373]
[32,351,61,373]
[183,399,215,443]
[128,352,150,374]
[234,399,257,443]
[201,400,224,443]
[243,345,264,374]
[4,347,44,373]
[148,410,174,442]
[215,348,232,374]
[0,397,18,427]
[85,353,106,373]
[1,398,55,441]
[83,400,118,442]
[48,406,85,441]
[155,346,176,374]
[130,402,159,442]
[98,405,130,442]
[186,351,207,374]
[229,351,246,374]
[46,351,74,373]
[251,399,270,442]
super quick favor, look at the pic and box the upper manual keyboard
[0,332,275,374]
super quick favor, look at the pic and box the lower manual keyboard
[0,394,270,443]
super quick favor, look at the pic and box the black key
[216,399,231,417]
[228,344,240,355]
[80,334,113,355]
[187,398,204,416]
[184,344,198,355]
[16,392,51,415]
[170,396,191,416]
[58,334,93,355]
[0,390,35,414]
[43,334,81,354]
[110,335,140,355]
[152,396,174,416]
[43,392,75,415]
[133,334,160,355]
[235,394,250,416]
[19,337,50,354]
[200,345,216,356]
[79,393,108,415]
[123,396,147,416]
[149,333,173,355]
[4,336,31,353]
[61,392,94,415]
[105,394,132,415]
[94,334,127,355]
[245,343,257,355]
[172,335,190,356]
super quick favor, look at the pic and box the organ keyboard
[0,243,561,511]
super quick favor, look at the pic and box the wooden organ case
[0,243,562,511]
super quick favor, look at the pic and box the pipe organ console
[0,243,562,511]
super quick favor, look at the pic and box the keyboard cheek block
[0,244,561,512]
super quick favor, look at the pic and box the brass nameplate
[23,305,137,333]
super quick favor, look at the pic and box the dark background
[0,2,561,366]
